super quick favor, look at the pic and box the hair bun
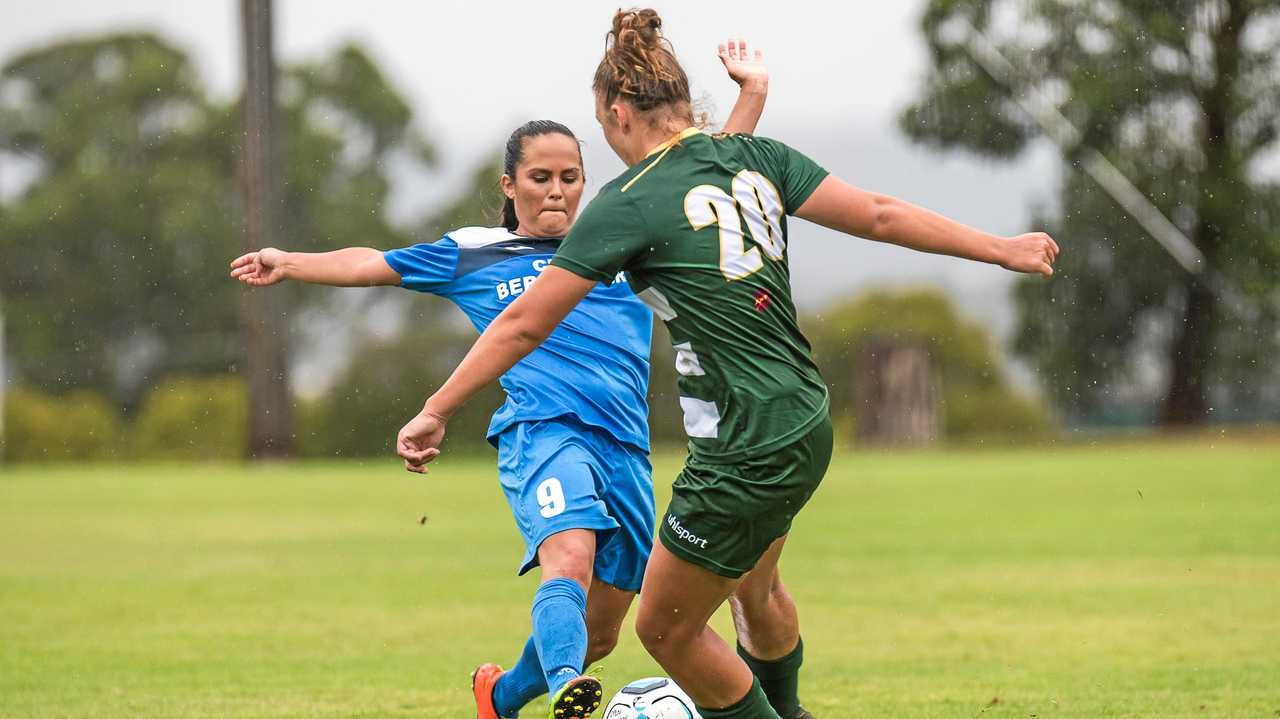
[594,7,691,113]
[613,8,663,48]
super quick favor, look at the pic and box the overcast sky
[3,0,1063,338]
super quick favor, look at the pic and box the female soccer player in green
[235,34,771,719]
[396,9,1060,719]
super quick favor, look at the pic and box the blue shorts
[496,417,654,593]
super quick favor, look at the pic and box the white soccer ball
[603,677,702,719]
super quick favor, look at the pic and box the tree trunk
[1160,0,1246,427]
[241,0,293,458]
[856,339,939,446]
[1161,276,1214,424]
[0,302,6,463]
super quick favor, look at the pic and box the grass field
[2,439,1278,718]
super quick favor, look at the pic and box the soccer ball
[602,677,701,719]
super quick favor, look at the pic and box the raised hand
[999,232,1060,277]
[229,248,288,286]
[397,411,445,474]
[717,38,767,91]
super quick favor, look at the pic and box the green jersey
[552,129,831,462]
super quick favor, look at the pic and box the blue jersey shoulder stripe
[388,225,653,453]
[454,237,562,278]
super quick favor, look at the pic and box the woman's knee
[634,611,667,655]
[538,530,596,587]
[635,605,697,658]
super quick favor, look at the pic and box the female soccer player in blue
[232,39,771,719]
[396,8,1060,719]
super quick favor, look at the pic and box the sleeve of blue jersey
[383,237,459,294]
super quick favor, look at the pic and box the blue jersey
[384,226,653,452]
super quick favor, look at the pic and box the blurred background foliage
[3,287,1050,462]
[3,1,1278,463]
[903,0,1280,426]
[804,289,1052,445]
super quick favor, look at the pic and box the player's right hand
[998,232,1060,278]
[229,248,288,286]
[718,38,767,92]
[397,410,445,474]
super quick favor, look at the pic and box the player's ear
[609,102,629,132]
[500,174,516,199]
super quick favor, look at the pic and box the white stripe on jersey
[636,286,677,321]
[679,397,720,439]
[447,226,523,249]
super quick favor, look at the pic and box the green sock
[737,638,804,719]
[695,678,781,719]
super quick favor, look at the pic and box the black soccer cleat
[789,708,817,719]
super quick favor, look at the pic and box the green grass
[2,439,1278,718]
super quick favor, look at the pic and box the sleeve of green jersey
[756,137,830,213]
[550,188,648,285]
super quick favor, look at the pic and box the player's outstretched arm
[229,247,400,287]
[396,266,596,474]
[795,176,1060,277]
[718,38,768,135]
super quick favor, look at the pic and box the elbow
[503,311,554,348]
[866,194,903,240]
[513,324,553,347]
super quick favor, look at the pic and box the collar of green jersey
[644,126,703,158]
[622,127,704,193]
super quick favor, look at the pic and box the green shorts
[658,415,834,579]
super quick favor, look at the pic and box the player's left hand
[397,410,445,474]
[998,232,1060,277]
[718,38,767,92]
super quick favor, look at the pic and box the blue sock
[530,577,589,697]
[492,636,546,718]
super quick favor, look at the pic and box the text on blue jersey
[383,226,653,452]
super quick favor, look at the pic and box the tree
[414,155,503,242]
[241,0,289,457]
[900,0,1280,425]
[803,289,1050,443]
[297,320,507,459]
[0,35,435,417]
[0,34,240,403]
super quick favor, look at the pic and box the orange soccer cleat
[471,663,505,719]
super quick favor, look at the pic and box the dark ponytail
[500,120,581,232]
